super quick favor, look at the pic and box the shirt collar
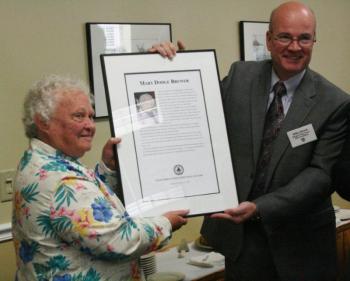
[31,138,81,163]
[270,69,306,94]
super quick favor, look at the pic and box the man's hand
[163,209,189,231]
[210,202,258,224]
[148,40,186,59]
[101,137,121,171]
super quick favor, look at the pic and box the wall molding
[0,222,12,242]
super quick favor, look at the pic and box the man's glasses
[273,33,316,47]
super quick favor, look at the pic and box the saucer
[147,272,185,281]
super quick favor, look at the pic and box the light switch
[0,169,16,202]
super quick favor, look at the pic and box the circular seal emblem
[173,164,184,175]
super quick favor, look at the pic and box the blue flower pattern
[19,240,38,264]
[92,198,113,223]
[53,274,72,281]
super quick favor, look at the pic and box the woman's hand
[101,137,121,171]
[163,209,189,231]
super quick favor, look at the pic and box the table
[155,242,224,281]
[336,208,350,280]
[154,209,350,281]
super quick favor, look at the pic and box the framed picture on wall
[239,21,271,61]
[86,23,172,118]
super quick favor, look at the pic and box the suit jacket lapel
[251,62,272,166]
[265,69,316,187]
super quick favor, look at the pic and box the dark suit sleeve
[333,112,350,201]
[255,101,350,223]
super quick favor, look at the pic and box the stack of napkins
[188,252,224,268]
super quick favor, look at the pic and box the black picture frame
[86,23,172,118]
[239,21,270,61]
[100,50,238,217]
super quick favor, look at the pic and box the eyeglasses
[273,33,316,47]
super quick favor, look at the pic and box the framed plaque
[101,50,238,217]
[86,23,172,117]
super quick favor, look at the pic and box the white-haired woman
[13,75,188,281]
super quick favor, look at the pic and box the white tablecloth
[155,242,224,281]
[336,208,350,227]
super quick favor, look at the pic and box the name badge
[287,124,317,148]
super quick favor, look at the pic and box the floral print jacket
[13,138,172,281]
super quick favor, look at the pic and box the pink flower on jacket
[38,169,48,180]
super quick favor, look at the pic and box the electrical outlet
[0,169,16,202]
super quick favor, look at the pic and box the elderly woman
[13,75,188,281]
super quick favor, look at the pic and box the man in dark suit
[150,1,350,280]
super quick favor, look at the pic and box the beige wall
[1,0,350,280]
